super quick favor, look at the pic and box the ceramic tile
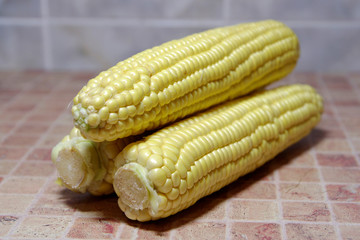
[290,26,360,72]
[0,176,46,194]
[0,194,34,214]
[12,161,55,177]
[316,153,358,167]
[26,147,52,161]
[285,223,337,240]
[25,110,62,123]
[339,225,360,240]
[48,0,222,20]
[321,168,360,183]
[2,133,40,147]
[0,161,18,175]
[0,146,29,160]
[0,0,41,18]
[226,181,276,200]
[173,221,226,240]
[0,26,44,70]
[11,216,72,239]
[119,222,141,240]
[229,222,281,240]
[136,220,173,240]
[332,203,360,223]
[49,24,206,71]
[0,215,19,237]
[341,118,360,137]
[282,202,331,222]
[14,123,51,136]
[279,183,324,201]
[175,197,226,220]
[0,71,359,239]
[228,199,279,220]
[228,0,360,21]
[37,134,65,147]
[0,122,17,135]
[326,184,360,202]
[67,217,119,239]
[29,194,77,216]
[315,138,352,152]
[71,195,124,218]
[278,167,320,182]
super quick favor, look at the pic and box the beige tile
[227,181,276,200]
[0,215,19,236]
[332,203,360,223]
[2,134,40,147]
[173,221,226,240]
[11,216,72,239]
[0,176,46,194]
[228,199,279,220]
[285,223,336,240]
[326,184,360,202]
[0,160,18,174]
[339,225,360,240]
[67,217,119,239]
[0,195,34,214]
[136,220,173,240]
[175,197,226,220]
[280,183,324,201]
[0,147,29,160]
[316,153,358,167]
[282,202,331,222]
[278,167,320,182]
[229,222,281,240]
[321,168,360,183]
[13,162,55,177]
[29,194,76,216]
[315,138,352,152]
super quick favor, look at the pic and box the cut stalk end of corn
[114,162,159,221]
[51,137,108,195]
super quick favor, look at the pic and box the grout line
[3,75,72,239]
[40,0,53,71]
[3,74,58,239]
[1,17,360,28]
[314,72,348,240]
[274,169,287,240]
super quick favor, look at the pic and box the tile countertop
[0,71,359,240]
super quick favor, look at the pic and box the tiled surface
[0,0,360,72]
[0,71,360,239]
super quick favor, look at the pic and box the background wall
[0,0,359,72]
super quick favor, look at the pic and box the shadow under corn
[61,128,327,232]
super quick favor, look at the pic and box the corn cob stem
[72,20,299,142]
[51,127,139,195]
[112,84,323,221]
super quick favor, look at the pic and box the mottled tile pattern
[0,72,360,239]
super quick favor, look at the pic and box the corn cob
[51,127,139,195]
[72,20,300,142]
[112,84,323,221]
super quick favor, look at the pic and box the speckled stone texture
[0,71,359,239]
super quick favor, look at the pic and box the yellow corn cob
[51,127,139,195]
[72,20,300,142]
[112,84,323,221]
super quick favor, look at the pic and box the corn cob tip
[51,137,106,194]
